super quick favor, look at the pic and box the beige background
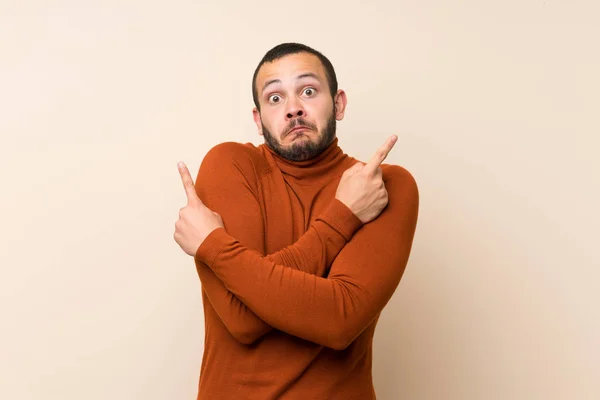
[1,1,598,399]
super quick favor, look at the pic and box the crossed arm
[193,143,364,344]
[192,144,419,349]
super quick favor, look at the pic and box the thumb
[345,162,365,176]
[213,211,223,224]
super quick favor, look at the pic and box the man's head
[252,43,347,161]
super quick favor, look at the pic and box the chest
[258,171,340,254]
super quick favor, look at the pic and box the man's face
[253,52,346,161]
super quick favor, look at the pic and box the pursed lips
[286,126,310,137]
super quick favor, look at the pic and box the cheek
[262,113,283,135]
[311,101,333,127]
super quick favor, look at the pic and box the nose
[285,99,305,120]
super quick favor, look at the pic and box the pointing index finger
[363,135,398,174]
[178,161,201,205]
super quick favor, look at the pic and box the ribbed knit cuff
[317,198,363,241]
[194,227,231,267]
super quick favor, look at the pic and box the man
[174,43,419,399]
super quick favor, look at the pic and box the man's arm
[195,166,419,350]
[192,143,363,344]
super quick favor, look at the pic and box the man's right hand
[335,135,398,224]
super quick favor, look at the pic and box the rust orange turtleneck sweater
[192,137,419,399]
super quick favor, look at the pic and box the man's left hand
[173,161,224,256]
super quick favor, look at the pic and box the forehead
[256,52,327,89]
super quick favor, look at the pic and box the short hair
[252,43,338,111]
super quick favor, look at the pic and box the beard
[261,108,337,162]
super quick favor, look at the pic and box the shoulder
[381,164,420,216]
[195,142,271,203]
[381,164,418,194]
[199,141,271,179]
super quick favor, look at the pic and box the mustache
[285,118,317,134]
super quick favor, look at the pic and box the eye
[268,94,281,104]
[303,87,316,97]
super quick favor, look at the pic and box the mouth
[286,126,311,137]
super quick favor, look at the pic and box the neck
[260,137,352,181]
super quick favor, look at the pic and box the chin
[284,133,315,147]
[289,132,310,140]
[286,129,313,141]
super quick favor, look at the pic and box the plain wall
[1,1,598,399]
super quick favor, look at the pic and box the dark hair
[252,43,338,111]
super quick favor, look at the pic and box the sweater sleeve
[193,143,363,345]
[195,166,419,350]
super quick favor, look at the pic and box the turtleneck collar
[259,137,351,181]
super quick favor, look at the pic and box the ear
[333,89,348,121]
[252,107,263,136]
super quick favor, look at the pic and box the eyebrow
[261,73,321,94]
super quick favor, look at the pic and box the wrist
[317,198,363,240]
